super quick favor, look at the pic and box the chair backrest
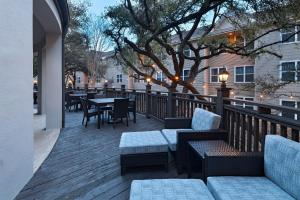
[128,95,136,107]
[80,98,89,117]
[87,93,95,99]
[264,135,300,199]
[113,98,129,118]
[191,108,221,131]
[95,93,105,98]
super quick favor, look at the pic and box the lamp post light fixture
[174,76,179,82]
[104,79,108,88]
[146,77,152,85]
[218,68,229,89]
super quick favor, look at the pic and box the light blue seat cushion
[264,135,300,199]
[191,108,221,131]
[207,176,295,200]
[119,131,168,155]
[161,129,193,151]
[130,179,215,200]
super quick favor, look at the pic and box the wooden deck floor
[16,112,184,200]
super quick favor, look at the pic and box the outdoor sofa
[205,135,300,200]
[162,107,227,173]
[129,135,300,200]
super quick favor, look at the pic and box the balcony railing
[77,86,300,150]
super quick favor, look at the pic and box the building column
[37,49,43,114]
[43,33,63,129]
[0,1,34,199]
[41,48,47,114]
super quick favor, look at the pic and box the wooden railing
[73,85,300,148]
[223,98,300,151]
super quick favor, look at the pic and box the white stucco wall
[44,34,63,129]
[0,1,34,199]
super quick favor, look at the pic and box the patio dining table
[69,93,87,98]
[89,98,136,129]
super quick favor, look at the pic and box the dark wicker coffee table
[187,140,238,181]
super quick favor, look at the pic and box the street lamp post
[145,77,152,118]
[216,68,231,128]
[218,67,229,89]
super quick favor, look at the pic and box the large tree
[86,15,111,85]
[105,0,300,93]
[65,0,90,87]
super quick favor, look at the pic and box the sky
[88,0,120,15]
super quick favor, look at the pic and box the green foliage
[64,0,90,84]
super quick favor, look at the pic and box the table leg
[133,109,136,123]
[97,105,100,129]
[187,146,192,178]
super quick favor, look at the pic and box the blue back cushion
[264,135,300,199]
[191,108,221,131]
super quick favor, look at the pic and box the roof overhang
[53,0,70,35]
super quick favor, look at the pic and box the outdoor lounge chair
[205,135,300,200]
[162,108,227,173]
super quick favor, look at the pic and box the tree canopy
[65,0,90,86]
[105,0,300,93]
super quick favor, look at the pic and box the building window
[116,74,122,83]
[133,73,144,83]
[281,100,300,120]
[156,72,165,82]
[96,76,101,83]
[281,26,300,43]
[235,66,254,83]
[77,77,81,83]
[234,96,254,109]
[280,61,300,82]
[210,67,226,83]
[133,73,139,83]
[183,46,191,57]
[181,69,190,81]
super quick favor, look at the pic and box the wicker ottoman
[130,179,215,200]
[119,131,169,175]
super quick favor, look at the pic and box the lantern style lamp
[146,77,151,85]
[218,68,229,89]
[104,79,108,88]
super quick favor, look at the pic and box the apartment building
[75,51,129,89]
[80,17,300,112]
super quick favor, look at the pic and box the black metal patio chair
[80,98,103,127]
[109,98,129,128]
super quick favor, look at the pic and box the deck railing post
[146,84,152,118]
[84,84,88,92]
[167,91,176,118]
[112,88,116,97]
[121,84,126,98]
[216,87,231,128]
[104,83,108,97]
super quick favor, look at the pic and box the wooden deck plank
[16,112,184,200]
